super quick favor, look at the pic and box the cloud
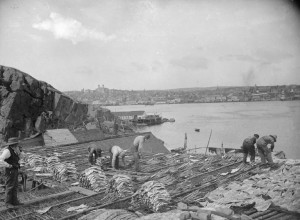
[254,48,293,63]
[131,62,149,72]
[170,55,208,70]
[32,12,116,44]
[152,60,163,72]
[220,54,260,62]
[75,66,95,76]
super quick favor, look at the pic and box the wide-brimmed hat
[270,135,277,142]
[3,137,19,147]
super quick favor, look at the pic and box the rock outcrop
[0,65,88,141]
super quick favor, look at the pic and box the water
[106,101,300,159]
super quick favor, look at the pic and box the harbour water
[106,101,300,159]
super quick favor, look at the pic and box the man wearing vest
[0,137,24,207]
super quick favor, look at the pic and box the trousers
[257,145,273,164]
[5,168,19,205]
[242,144,255,163]
[133,152,140,172]
[110,153,119,169]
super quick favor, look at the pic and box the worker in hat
[256,135,277,164]
[110,145,127,170]
[241,134,259,163]
[87,144,102,165]
[0,137,24,207]
[129,134,151,172]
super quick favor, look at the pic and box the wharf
[0,134,299,220]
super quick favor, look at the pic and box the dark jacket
[257,136,275,152]
[243,136,257,147]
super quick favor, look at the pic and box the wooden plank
[0,190,75,213]
[69,186,97,196]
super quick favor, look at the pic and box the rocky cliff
[0,65,89,141]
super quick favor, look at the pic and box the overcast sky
[0,0,299,91]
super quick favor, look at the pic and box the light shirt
[133,136,146,152]
[111,145,125,169]
[0,149,11,167]
[0,148,25,168]
[111,145,124,156]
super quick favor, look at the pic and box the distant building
[251,93,270,101]
[112,111,145,121]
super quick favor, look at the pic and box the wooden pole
[205,129,212,155]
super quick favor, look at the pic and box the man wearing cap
[256,135,277,164]
[0,137,24,207]
[130,134,151,172]
[241,134,259,163]
[110,145,127,170]
[88,144,102,165]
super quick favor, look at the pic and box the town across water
[106,101,300,159]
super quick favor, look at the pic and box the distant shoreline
[102,99,300,107]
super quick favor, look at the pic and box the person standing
[0,137,24,207]
[113,120,119,135]
[241,134,259,163]
[110,145,126,170]
[256,135,277,165]
[131,134,151,171]
[88,144,102,165]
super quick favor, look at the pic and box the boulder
[0,65,89,141]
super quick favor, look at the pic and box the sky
[0,0,300,92]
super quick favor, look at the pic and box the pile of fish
[24,153,45,168]
[46,156,60,171]
[21,154,78,182]
[95,158,102,166]
[52,162,77,182]
[45,156,78,182]
[106,174,134,198]
[131,181,171,212]
[21,153,49,172]
[79,166,108,192]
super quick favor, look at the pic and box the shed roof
[112,111,145,117]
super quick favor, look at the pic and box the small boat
[168,118,175,122]
[195,128,200,132]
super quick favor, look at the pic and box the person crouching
[88,144,102,165]
[110,145,126,170]
[256,135,277,165]
[241,134,259,164]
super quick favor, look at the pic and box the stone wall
[0,65,88,141]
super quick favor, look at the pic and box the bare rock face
[0,65,88,141]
